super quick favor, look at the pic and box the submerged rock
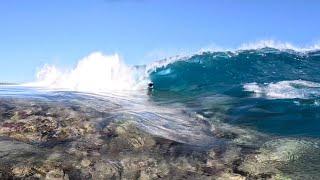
[4,96,319,179]
[91,161,121,179]
[0,99,98,144]
[11,165,33,178]
[238,138,320,179]
[103,122,156,153]
[45,169,69,180]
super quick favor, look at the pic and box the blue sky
[1,0,320,83]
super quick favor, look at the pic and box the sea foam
[244,80,320,99]
[26,52,148,92]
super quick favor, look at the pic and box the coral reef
[0,97,319,179]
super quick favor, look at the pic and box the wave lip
[244,80,320,99]
[238,40,320,52]
[148,40,320,74]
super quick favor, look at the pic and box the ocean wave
[149,40,320,71]
[149,48,320,93]
[25,40,320,94]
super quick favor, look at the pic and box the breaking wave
[27,52,149,92]
[149,47,320,96]
[27,41,320,98]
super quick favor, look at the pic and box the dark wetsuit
[147,82,154,95]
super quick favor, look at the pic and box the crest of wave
[145,40,320,72]
[239,40,320,51]
[28,52,146,92]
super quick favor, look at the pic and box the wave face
[150,48,320,96]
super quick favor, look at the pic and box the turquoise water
[150,48,320,137]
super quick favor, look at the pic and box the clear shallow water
[1,85,320,179]
[0,86,217,147]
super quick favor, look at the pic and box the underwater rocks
[0,98,96,144]
[0,97,319,179]
[237,138,320,179]
[102,122,156,152]
[0,97,248,179]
